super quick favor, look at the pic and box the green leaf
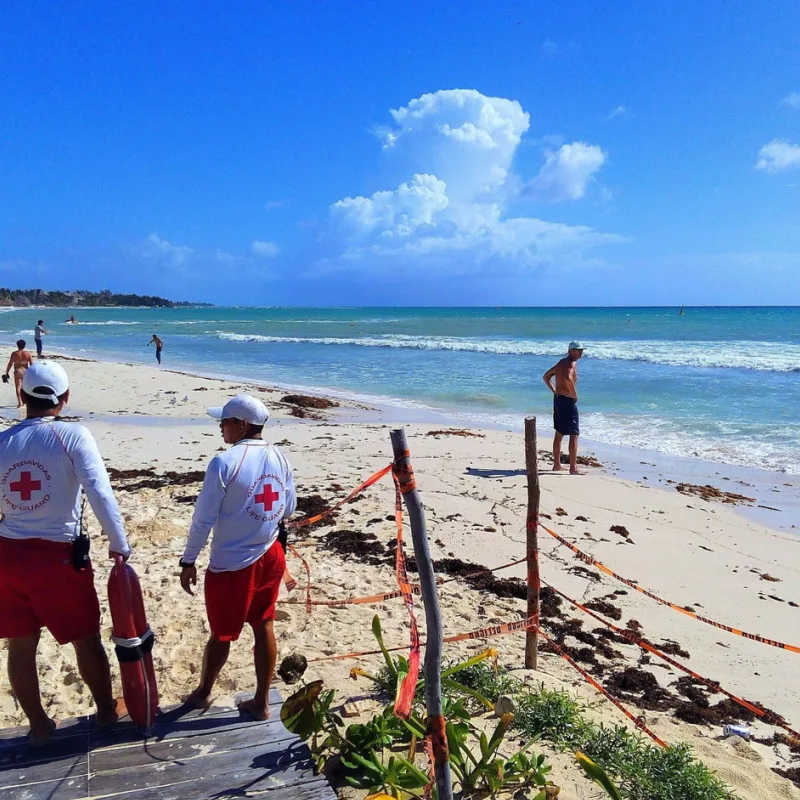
[372,614,398,680]
[575,752,623,800]
[280,680,325,739]
[442,677,494,710]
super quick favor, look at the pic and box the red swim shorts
[204,542,286,642]
[0,536,101,645]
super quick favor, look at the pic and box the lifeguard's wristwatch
[179,559,195,569]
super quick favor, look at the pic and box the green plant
[445,663,737,800]
[446,711,552,796]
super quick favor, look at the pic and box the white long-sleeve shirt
[183,439,296,572]
[0,417,130,555]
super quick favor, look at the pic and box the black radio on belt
[277,520,288,551]
[73,496,91,571]
[72,532,90,571]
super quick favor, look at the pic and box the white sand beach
[0,356,798,799]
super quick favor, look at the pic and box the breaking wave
[214,332,800,373]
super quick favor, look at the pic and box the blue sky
[1,1,798,306]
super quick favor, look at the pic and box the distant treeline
[0,288,211,308]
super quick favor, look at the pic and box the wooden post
[391,428,453,800]
[524,416,541,669]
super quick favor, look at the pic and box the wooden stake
[524,416,541,669]
[391,428,453,800]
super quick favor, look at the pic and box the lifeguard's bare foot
[185,688,213,710]
[570,469,586,476]
[95,698,125,728]
[28,718,57,748]
[237,698,270,720]
[552,465,563,471]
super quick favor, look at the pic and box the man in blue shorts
[543,342,584,475]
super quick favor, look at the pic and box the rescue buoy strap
[112,628,154,649]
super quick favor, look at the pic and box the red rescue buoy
[108,556,159,729]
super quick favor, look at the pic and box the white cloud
[250,240,280,258]
[265,200,284,211]
[756,140,800,173]
[142,233,193,266]
[781,92,800,110]
[526,142,606,202]
[323,89,621,274]
[606,105,629,120]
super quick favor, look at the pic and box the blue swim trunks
[553,395,579,436]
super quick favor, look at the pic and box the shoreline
[15,346,798,536]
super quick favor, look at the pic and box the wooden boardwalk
[0,688,337,800]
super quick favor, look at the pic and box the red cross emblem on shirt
[10,471,42,501]
[254,483,280,511]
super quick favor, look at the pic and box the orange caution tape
[537,628,668,748]
[287,544,312,614]
[542,523,800,654]
[544,579,800,739]
[308,613,538,664]
[444,615,537,644]
[393,473,421,720]
[282,568,297,593]
[280,586,422,607]
[426,714,449,765]
[423,734,436,800]
[393,449,417,495]
[289,463,393,529]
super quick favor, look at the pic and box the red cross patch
[2,461,51,512]
[254,483,281,511]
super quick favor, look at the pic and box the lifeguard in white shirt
[180,394,295,721]
[0,361,130,746]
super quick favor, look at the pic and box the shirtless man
[4,340,34,407]
[147,334,163,365]
[543,342,584,475]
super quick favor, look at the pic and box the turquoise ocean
[2,306,799,476]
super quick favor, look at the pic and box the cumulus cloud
[250,240,280,258]
[526,142,606,202]
[142,233,193,266]
[756,140,800,173]
[323,89,619,274]
[781,92,800,110]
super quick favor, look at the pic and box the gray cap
[568,341,584,351]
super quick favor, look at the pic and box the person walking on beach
[0,361,131,745]
[34,320,47,357]
[147,333,163,364]
[180,394,296,720]
[543,341,584,475]
[4,340,34,407]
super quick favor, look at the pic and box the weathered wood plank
[0,687,333,800]
[90,723,296,773]
[0,715,90,745]
[0,758,88,800]
[0,731,89,768]
[107,774,335,800]
[89,697,284,749]
[88,738,319,797]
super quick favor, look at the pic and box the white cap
[568,341,585,351]
[22,360,70,404]
[207,393,269,425]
